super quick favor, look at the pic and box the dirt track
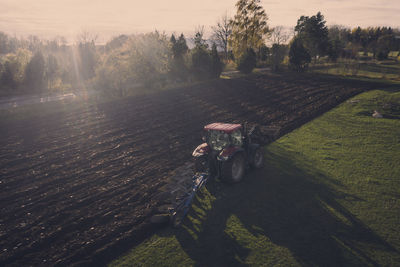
[0,73,373,266]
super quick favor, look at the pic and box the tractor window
[231,130,242,146]
[208,131,229,151]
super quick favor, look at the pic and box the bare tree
[211,13,232,60]
[75,31,98,80]
[271,26,289,45]
[76,30,98,45]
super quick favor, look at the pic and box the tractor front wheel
[251,147,264,169]
[194,155,208,173]
[221,153,245,183]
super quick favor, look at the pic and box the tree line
[0,29,223,97]
[1,0,399,97]
[0,32,98,95]
[288,14,400,71]
[213,0,400,72]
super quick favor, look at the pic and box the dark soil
[0,72,376,266]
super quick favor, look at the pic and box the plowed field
[0,73,374,266]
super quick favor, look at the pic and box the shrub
[93,32,171,96]
[237,48,256,74]
[124,32,170,89]
[271,44,287,71]
[377,50,388,61]
[0,49,31,92]
[24,51,45,92]
[191,47,212,80]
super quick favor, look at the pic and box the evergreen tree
[237,48,256,74]
[210,43,223,78]
[289,37,311,72]
[191,28,212,80]
[169,33,188,80]
[295,12,329,61]
[170,34,176,46]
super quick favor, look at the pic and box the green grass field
[313,60,400,83]
[110,88,400,266]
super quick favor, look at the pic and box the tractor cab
[192,123,263,183]
[204,123,243,151]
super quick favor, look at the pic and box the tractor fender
[217,146,244,161]
[192,143,210,157]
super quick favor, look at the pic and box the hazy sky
[0,0,399,41]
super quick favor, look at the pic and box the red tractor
[151,122,268,226]
[192,123,264,183]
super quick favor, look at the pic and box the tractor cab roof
[204,123,242,134]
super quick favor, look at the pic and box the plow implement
[170,172,209,227]
[151,167,209,227]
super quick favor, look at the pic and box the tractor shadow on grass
[171,144,397,266]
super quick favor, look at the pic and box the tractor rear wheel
[221,153,245,183]
[251,147,264,169]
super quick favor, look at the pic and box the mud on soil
[0,73,376,266]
